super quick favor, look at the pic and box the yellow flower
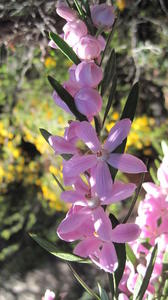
[106,121,115,132]
[116,0,126,11]
[0,166,4,182]
[44,57,57,68]
[112,112,119,120]
[49,165,58,176]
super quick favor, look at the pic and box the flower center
[85,193,100,209]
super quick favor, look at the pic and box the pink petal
[53,91,72,115]
[107,153,147,173]
[99,242,118,273]
[61,190,86,206]
[74,87,102,120]
[73,238,101,258]
[63,154,97,185]
[111,223,140,243]
[91,160,113,199]
[73,176,89,193]
[104,119,131,152]
[103,181,136,204]
[92,207,113,241]
[75,121,101,152]
[49,135,77,154]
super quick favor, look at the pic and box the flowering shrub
[30,1,167,299]
[119,141,168,299]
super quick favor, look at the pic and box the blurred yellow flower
[44,57,57,68]
[116,0,126,11]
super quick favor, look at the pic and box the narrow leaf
[74,0,85,17]
[133,274,143,300]
[81,0,91,16]
[149,167,159,185]
[40,128,52,145]
[109,214,126,288]
[49,32,80,65]
[100,17,117,67]
[98,283,109,300]
[122,172,145,224]
[120,82,139,122]
[68,264,100,300]
[52,174,65,192]
[101,49,116,96]
[102,74,117,127]
[30,234,90,263]
[126,243,137,267]
[135,244,158,300]
[48,76,87,121]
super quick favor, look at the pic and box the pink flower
[61,175,136,206]
[57,205,140,273]
[42,289,55,300]
[75,61,103,88]
[91,4,115,30]
[56,1,77,22]
[63,119,147,194]
[63,20,88,47]
[74,87,102,121]
[49,121,79,155]
[73,35,105,60]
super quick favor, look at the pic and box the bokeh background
[0,0,168,299]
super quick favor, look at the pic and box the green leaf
[81,0,91,16]
[100,18,117,67]
[133,274,143,300]
[134,244,158,300]
[68,264,100,300]
[102,74,117,127]
[49,32,80,65]
[48,76,87,121]
[163,279,168,298]
[74,0,85,17]
[40,128,51,145]
[149,166,159,185]
[30,234,90,264]
[98,283,109,300]
[120,82,139,122]
[126,244,137,267]
[101,49,116,96]
[122,172,145,224]
[109,214,126,289]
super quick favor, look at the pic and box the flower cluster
[47,1,147,274]
[120,142,168,298]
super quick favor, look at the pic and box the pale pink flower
[91,4,115,30]
[42,289,55,300]
[56,1,77,22]
[63,20,88,47]
[73,35,105,60]
[75,61,103,88]
[118,294,129,300]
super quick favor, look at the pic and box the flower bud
[75,61,103,88]
[42,289,55,300]
[63,20,88,47]
[56,1,77,22]
[74,87,102,120]
[74,35,103,60]
[91,4,115,30]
